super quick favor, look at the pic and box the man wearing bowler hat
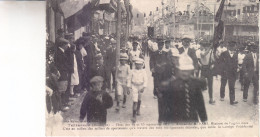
[219,41,239,105]
[242,42,259,104]
[150,37,172,123]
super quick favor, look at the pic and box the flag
[213,0,226,49]
[215,0,225,22]
[213,20,224,49]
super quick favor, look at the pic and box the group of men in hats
[48,26,258,124]
[148,33,259,123]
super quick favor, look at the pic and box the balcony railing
[223,13,259,25]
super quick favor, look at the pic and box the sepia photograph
[45,0,259,136]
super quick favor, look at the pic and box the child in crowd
[115,53,131,111]
[127,58,147,123]
[80,76,113,125]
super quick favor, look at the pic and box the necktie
[184,83,191,118]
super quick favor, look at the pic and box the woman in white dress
[70,45,79,97]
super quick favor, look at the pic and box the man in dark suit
[219,41,239,105]
[178,35,198,74]
[104,39,117,93]
[149,38,172,123]
[242,42,259,104]
[165,54,207,123]
[54,39,71,111]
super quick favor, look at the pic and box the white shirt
[217,46,227,57]
[196,49,201,59]
[128,69,147,88]
[200,49,214,65]
[183,47,189,55]
[238,53,245,64]
[229,51,234,58]
[129,50,141,61]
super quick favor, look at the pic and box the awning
[97,0,117,13]
[60,0,92,19]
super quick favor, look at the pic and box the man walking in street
[150,38,172,123]
[219,41,239,105]
[177,35,198,75]
[198,39,215,105]
[242,42,259,104]
[166,53,207,123]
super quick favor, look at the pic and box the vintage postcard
[45,0,259,136]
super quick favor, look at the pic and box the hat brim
[182,38,192,40]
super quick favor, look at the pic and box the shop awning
[60,0,92,19]
[96,0,117,13]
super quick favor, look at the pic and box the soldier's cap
[120,53,129,60]
[170,48,180,57]
[95,53,103,60]
[135,58,144,64]
[90,76,104,83]
[177,54,194,70]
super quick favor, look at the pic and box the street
[62,55,258,124]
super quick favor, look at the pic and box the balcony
[223,13,259,26]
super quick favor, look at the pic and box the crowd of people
[46,28,259,125]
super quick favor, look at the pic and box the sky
[130,0,219,14]
[131,0,162,14]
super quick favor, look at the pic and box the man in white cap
[165,54,207,123]
[178,34,198,75]
[127,58,147,123]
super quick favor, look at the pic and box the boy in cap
[115,53,131,110]
[129,41,142,69]
[127,58,147,123]
[219,41,239,105]
[166,54,207,123]
[80,76,113,125]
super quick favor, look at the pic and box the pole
[124,0,129,45]
[116,0,121,69]
[172,0,176,40]
[196,0,199,38]
[213,3,216,39]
